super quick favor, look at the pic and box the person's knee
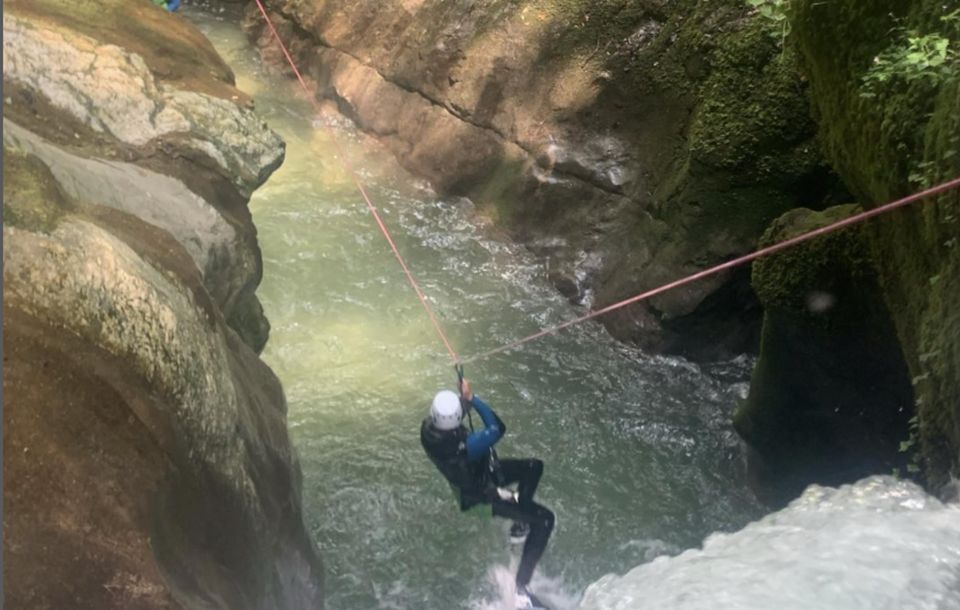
[529,459,543,476]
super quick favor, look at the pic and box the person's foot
[509,521,530,544]
[515,584,545,609]
[515,584,534,609]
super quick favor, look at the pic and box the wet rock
[2,3,323,608]
[245,0,834,360]
[735,206,914,505]
[536,137,634,194]
[3,12,284,197]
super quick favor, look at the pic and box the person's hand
[459,379,474,402]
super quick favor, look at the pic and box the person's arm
[464,396,503,461]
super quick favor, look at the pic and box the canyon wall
[3,1,324,607]
[243,0,837,361]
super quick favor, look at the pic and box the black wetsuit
[421,397,555,587]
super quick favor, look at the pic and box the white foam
[470,560,581,610]
[579,476,960,610]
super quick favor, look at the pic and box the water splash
[469,560,581,610]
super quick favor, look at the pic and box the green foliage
[860,15,959,98]
[908,159,939,188]
[746,0,791,43]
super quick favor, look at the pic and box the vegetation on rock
[786,0,960,491]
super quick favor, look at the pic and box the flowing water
[188,8,960,610]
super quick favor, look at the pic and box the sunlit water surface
[187,9,960,610]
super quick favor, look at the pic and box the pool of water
[188,8,762,608]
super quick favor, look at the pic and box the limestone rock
[244,0,833,360]
[4,119,258,320]
[3,11,284,197]
[3,143,323,610]
[2,2,322,607]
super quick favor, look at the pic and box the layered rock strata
[3,2,323,608]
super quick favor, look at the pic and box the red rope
[253,0,460,363]
[460,176,960,364]
[252,0,959,368]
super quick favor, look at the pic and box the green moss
[2,149,72,233]
[737,204,914,502]
[751,205,870,317]
[690,27,811,172]
[792,0,960,489]
[640,0,825,267]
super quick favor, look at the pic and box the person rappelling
[420,369,555,610]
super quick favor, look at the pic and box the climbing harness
[252,0,960,369]
[457,363,506,486]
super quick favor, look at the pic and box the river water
[188,8,960,610]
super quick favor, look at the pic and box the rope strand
[460,177,960,364]
[253,0,958,370]
[253,0,460,363]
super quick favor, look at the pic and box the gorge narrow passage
[188,8,762,609]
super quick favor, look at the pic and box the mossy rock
[3,149,73,233]
[736,205,914,504]
[792,0,960,490]
[752,205,872,319]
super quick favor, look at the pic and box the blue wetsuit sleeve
[465,396,503,462]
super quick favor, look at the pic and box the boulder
[735,206,913,503]
[2,2,323,607]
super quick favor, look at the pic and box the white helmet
[430,390,463,430]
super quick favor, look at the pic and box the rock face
[3,2,323,608]
[243,0,836,361]
[735,206,914,503]
[738,0,960,499]
[788,0,960,492]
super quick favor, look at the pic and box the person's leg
[492,499,555,586]
[497,458,543,506]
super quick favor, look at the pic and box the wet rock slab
[3,2,323,608]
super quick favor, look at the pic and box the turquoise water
[189,9,762,609]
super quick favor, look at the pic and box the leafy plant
[745,0,791,44]
[861,11,960,98]
[909,159,939,188]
